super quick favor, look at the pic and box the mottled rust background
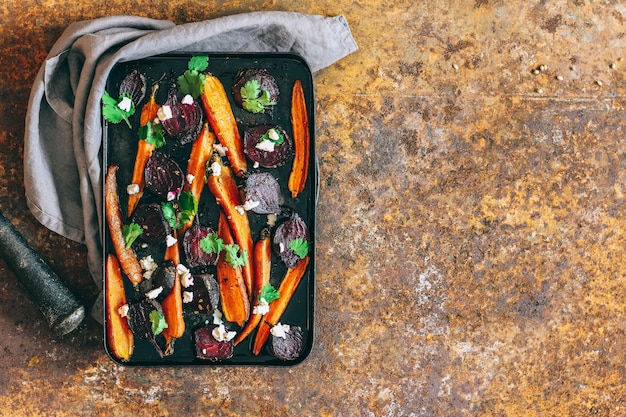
[1,0,625,416]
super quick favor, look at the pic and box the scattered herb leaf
[177,55,209,98]
[258,283,280,304]
[240,80,276,113]
[259,128,284,146]
[138,120,166,148]
[199,232,225,255]
[289,238,309,259]
[160,192,198,230]
[102,91,135,128]
[122,223,143,248]
[223,244,248,268]
[149,310,169,335]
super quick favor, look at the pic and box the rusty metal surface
[1,0,625,415]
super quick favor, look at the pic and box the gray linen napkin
[24,12,357,322]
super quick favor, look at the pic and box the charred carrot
[234,228,271,346]
[201,74,247,176]
[161,229,184,355]
[206,152,254,298]
[128,83,161,215]
[105,254,134,362]
[216,212,250,326]
[180,122,215,235]
[288,80,310,198]
[105,164,143,285]
[252,256,309,355]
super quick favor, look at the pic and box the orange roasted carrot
[105,254,134,362]
[200,74,247,176]
[252,256,309,355]
[288,80,310,198]
[105,164,143,285]
[161,229,184,355]
[180,122,215,235]
[206,152,254,298]
[234,228,272,346]
[216,212,250,326]
[128,83,161,215]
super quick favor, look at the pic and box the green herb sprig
[177,55,209,98]
[240,80,276,113]
[102,91,135,128]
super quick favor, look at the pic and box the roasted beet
[131,203,171,243]
[194,325,234,361]
[243,125,292,168]
[273,212,309,268]
[232,68,279,114]
[118,69,147,106]
[144,152,185,201]
[189,273,220,313]
[126,299,166,357]
[183,223,219,268]
[159,89,204,144]
[148,260,176,302]
[244,172,281,214]
[269,324,306,361]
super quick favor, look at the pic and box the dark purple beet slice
[144,151,185,201]
[183,223,219,268]
[189,273,220,313]
[269,325,306,361]
[131,203,171,243]
[273,212,309,268]
[160,89,204,144]
[244,172,281,214]
[232,68,279,114]
[118,69,147,107]
[194,325,234,361]
[243,125,292,168]
[149,260,176,302]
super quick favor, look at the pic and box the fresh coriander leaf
[223,244,248,268]
[122,223,143,248]
[161,202,178,229]
[242,98,266,114]
[199,232,225,255]
[138,120,166,148]
[289,238,309,259]
[258,283,280,304]
[240,79,262,101]
[179,191,198,216]
[188,55,209,72]
[240,81,277,113]
[259,128,285,146]
[149,310,168,335]
[102,91,135,128]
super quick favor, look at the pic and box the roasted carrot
[287,80,310,198]
[216,212,250,326]
[252,256,310,355]
[201,74,247,176]
[234,228,271,346]
[105,254,134,362]
[180,122,215,236]
[105,164,143,285]
[161,229,184,355]
[206,152,254,298]
[127,83,160,216]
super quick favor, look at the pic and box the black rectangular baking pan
[102,53,315,366]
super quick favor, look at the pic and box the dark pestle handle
[0,210,85,337]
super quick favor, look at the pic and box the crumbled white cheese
[186,173,195,185]
[279,242,285,253]
[234,205,245,215]
[166,191,177,201]
[267,213,277,227]
[213,143,228,156]
[213,309,224,325]
[118,304,129,318]
[270,323,290,339]
[145,286,163,300]
[140,255,158,280]
[252,297,270,315]
[177,264,193,288]
[182,291,194,304]
[166,234,178,247]
[267,128,280,141]
[211,161,222,177]
[243,199,260,211]
[181,94,194,105]
[157,105,173,121]
[212,323,237,342]
[255,139,275,152]
[253,161,260,169]
[118,96,132,112]
[127,183,140,195]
